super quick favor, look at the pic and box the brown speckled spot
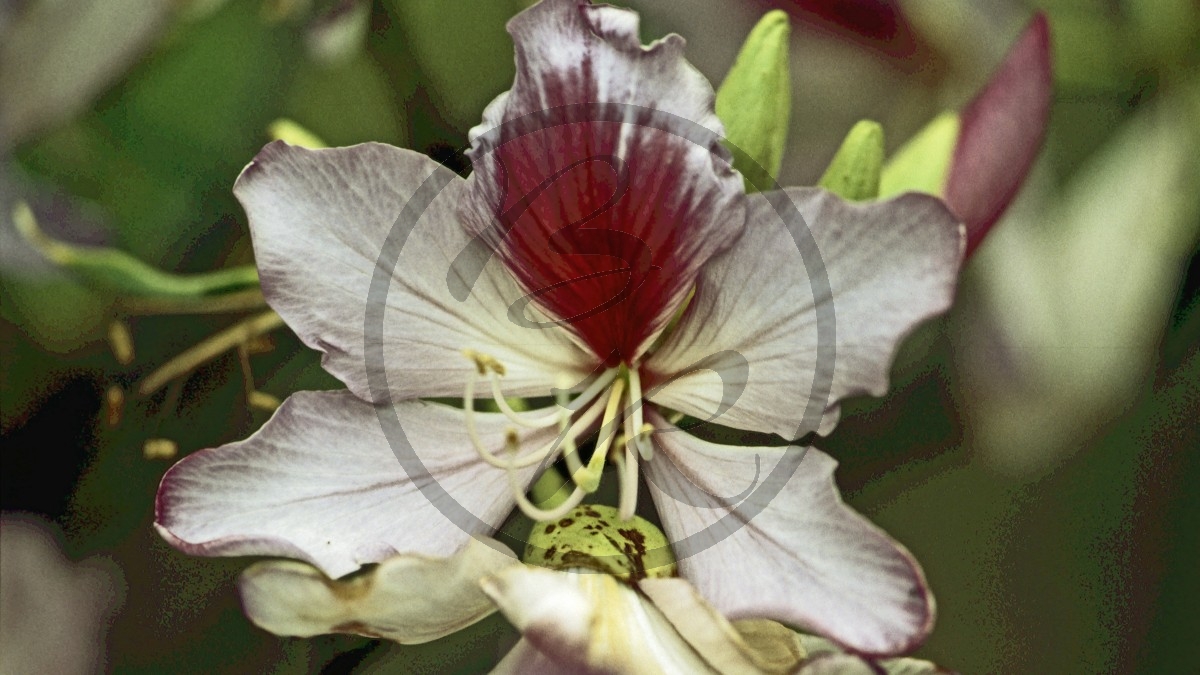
[544,524,556,535]
[558,518,575,528]
[618,528,647,557]
[544,545,558,560]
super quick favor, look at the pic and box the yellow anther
[462,349,506,376]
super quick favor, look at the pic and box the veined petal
[646,188,962,440]
[155,390,557,578]
[238,537,518,644]
[234,141,592,403]
[481,566,716,674]
[642,414,934,656]
[640,578,806,675]
[462,0,746,364]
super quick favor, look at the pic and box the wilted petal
[795,654,877,675]
[155,390,557,578]
[238,537,517,644]
[646,188,962,439]
[463,0,745,363]
[492,638,575,675]
[797,635,954,674]
[946,14,1052,256]
[482,566,715,674]
[640,577,805,675]
[234,141,592,403]
[643,414,933,656]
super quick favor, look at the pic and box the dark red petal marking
[462,0,745,365]
[946,13,1053,257]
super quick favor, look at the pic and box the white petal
[155,390,558,577]
[238,537,517,644]
[646,188,963,439]
[461,0,745,363]
[481,566,716,674]
[796,636,954,675]
[640,577,805,675]
[234,141,592,403]
[491,639,576,675]
[642,414,934,656]
[795,654,878,675]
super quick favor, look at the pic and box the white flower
[155,0,963,655]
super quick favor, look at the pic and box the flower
[236,505,952,674]
[154,0,963,656]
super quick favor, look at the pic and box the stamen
[504,430,587,521]
[463,348,505,376]
[627,367,646,438]
[487,372,561,428]
[508,394,608,470]
[626,368,653,460]
[463,375,523,469]
[571,379,626,493]
[634,422,656,461]
[615,414,639,521]
[564,368,620,411]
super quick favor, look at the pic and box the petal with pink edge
[642,413,934,656]
[797,635,954,674]
[462,0,746,363]
[492,639,576,675]
[155,390,558,578]
[646,188,962,440]
[481,566,715,674]
[234,141,592,404]
[640,577,806,675]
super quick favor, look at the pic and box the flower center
[461,350,655,522]
[522,504,677,582]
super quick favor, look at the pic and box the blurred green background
[1,0,1197,673]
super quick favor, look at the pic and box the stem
[117,288,268,315]
[137,311,284,395]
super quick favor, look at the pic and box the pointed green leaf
[266,119,327,149]
[878,111,960,198]
[818,120,885,201]
[716,10,791,192]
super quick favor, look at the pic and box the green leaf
[283,53,405,148]
[818,120,885,201]
[715,10,791,192]
[388,0,523,127]
[878,111,960,199]
[13,202,258,298]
